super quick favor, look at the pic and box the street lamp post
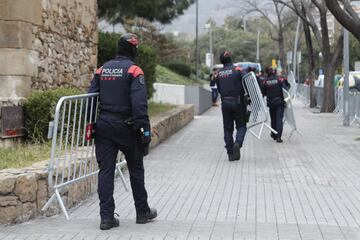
[195,0,199,81]
[256,30,260,62]
[205,22,213,72]
[343,28,350,126]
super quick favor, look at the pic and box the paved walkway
[1,102,360,240]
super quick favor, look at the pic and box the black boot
[233,143,241,161]
[276,138,283,143]
[136,208,157,224]
[100,217,120,230]
[228,153,235,162]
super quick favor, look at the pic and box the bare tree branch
[326,0,360,41]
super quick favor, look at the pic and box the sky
[98,0,275,37]
[163,0,240,35]
[99,0,243,35]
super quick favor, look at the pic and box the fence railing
[297,84,360,126]
[42,93,129,220]
[243,72,277,138]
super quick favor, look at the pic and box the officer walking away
[215,51,247,161]
[209,68,219,106]
[88,33,157,230]
[262,67,290,143]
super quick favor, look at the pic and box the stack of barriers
[243,72,277,139]
[42,93,129,220]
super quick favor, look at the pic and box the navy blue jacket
[215,63,245,100]
[263,75,290,107]
[88,56,150,132]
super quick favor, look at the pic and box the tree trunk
[321,63,336,112]
[302,14,317,108]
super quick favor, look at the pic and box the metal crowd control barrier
[297,84,310,106]
[287,71,298,98]
[350,91,360,126]
[243,72,277,139]
[334,88,344,119]
[42,93,129,220]
[283,89,301,139]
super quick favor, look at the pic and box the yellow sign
[272,59,277,68]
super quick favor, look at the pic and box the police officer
[88,33,157,230]
[262,67,290,143]
[209,68,219,106]
[215,51,247,161]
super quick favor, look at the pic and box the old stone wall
[0,0,98,145]
[0,105,194,224]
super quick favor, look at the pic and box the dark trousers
[269,105,285,139]
[221,99,247,154]
[95,114,150,220]
[211,88,218,103]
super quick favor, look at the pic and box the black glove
[141,130,151,156]
[244,94,251,106]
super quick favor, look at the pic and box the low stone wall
[0,104,194,225]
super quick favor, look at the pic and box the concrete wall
[153,83,186,105]
[153,83,212,115]
[0,0,98,145]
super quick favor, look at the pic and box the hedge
[23,87,84,143]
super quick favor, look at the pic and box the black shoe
[270,133,276,140]
[228,153,235,161]
[100,217,120,230]
[136,208,157,224]
[233,143,241,161]
[276,138,283,143]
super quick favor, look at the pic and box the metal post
[256,30,260,62]
[293,18,301,75]
[209,25,213,72]
[343,28,350,126]
[195,0,199,81]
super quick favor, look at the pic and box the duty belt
[100,111,132,120]
[222,96,240,101]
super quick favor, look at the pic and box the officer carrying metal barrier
[215,51,248,161]
[262,67,290,143]
[88,33,157,230]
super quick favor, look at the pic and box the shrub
[23,87,84,143]
[163,60,191,77]
[136,45,157,99]
[98,31,157,99]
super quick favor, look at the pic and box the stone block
[0,76,32,98]
[14,173,38,202]
[36,180,48,210]
[0,20,33,49]
[0,196,18,207]
[0,206,17,224]
[15,202,37,223]
[0,0,42,25]
[0,173,16,194]
[0,49,38,76]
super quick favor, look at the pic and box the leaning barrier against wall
[0,103,194,225]
[243,72,277,139]
[41,93,128,220]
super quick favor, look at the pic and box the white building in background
[311,1,360,39]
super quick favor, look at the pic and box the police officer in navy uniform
[262,67,290,143]
[88,33,157,230]
[215,51,247,161]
